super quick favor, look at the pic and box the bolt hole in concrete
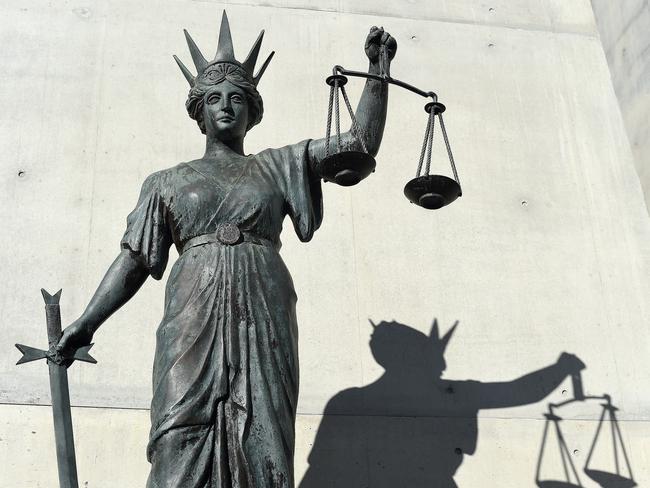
[72,7,91,19]
[521,200,528,206]
[18,170,25,177]
[561,389,567,395]
[573,449,580,456]
[488,7,495,12]
[488,43,495,48]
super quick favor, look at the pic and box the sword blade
[41,288,79,488]
[48,361,79,488]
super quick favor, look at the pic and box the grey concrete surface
[3,403,649,487]
[1,0,649,486]
[591,0,650,213]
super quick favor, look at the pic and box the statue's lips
[217,117,235,122]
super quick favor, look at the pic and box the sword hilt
[16,289,97,367]
[42,288,62,349]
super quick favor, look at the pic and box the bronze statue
[55,11,396,488]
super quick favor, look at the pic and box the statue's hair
[185,63,264,134]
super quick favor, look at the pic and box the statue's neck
[204,137,246,159]
[379,368,443,387]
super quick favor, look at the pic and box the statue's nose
[220,98,234,114]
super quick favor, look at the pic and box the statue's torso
[158,155,287,250]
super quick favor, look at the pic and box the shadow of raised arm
[465,353,586,410]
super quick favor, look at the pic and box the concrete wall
[590,0,650,213]
[2,0,650,486]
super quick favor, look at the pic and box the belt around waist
[180,224,277,254]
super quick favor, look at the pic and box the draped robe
[120,141,322,488]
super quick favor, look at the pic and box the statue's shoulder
[128,164,193,199]
[256,139,311,161]
[142,161,196,185]
[323,387,363,415]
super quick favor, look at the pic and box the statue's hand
[56,319,94,355]
[365,26,397,69]
[556,352,586,374]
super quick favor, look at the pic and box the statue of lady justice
[56,12,396,488]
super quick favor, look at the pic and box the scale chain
[612,411,635,480]
[556,420,584,486]
[340,85,368,154]
[424,111,435,177]
[584,406,606,471]
[416,110,434,177]
[611,410,620,475]
[325,85,335,158]
[334,81,341,153]
[439,113,461,188]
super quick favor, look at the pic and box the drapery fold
[120,141,320,488]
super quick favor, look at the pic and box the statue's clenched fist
[365,26,397,70]
[556,352,586,374]
[56,319,94,355]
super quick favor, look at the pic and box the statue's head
[174,11,274,139]
[368,319,458,378]
[186,64,263,140]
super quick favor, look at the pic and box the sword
[15,289,97,488]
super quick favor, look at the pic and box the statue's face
[203,80,249,142]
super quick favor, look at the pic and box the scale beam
[333,65,438,101]
[548,393,611,411]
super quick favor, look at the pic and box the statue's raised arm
[308,27,397,172]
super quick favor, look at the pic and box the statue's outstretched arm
[308,27,396,169]
[466,353,586,410]
[56,249,150,353]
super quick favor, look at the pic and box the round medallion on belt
[216,223,242,245]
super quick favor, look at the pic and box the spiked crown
[369,319,458,354]
[174,11,274,88]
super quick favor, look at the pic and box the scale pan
[536,481,583,488]
[318,151,376,187]
[584,469,637,488]
[404,175,461,209]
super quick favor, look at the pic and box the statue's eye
[231,94,244,104]
[206,94,220,105]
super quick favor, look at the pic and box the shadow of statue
[298,319,585,488]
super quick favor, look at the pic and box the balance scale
[536,372,636,488]
[318,48,462,210]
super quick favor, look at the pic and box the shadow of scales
[535,373,636,488]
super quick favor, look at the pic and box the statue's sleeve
[120,171,172,279]
[266,140,323,241]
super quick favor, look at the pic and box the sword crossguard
[15,343,97,367]
[15,288,97,368]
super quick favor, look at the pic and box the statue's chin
[212,127,245,143]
